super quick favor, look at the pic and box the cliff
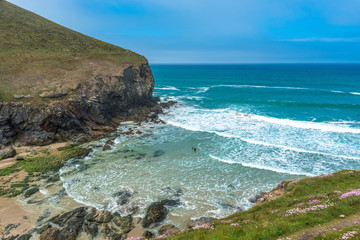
[0,1,160,146]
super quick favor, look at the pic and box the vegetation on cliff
[0,0,145,103]
[165,170,360,240]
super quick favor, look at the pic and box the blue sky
[8,0,360,63]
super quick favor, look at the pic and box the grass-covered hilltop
[0,0,145,103]
[0,0,162,146]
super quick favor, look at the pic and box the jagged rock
[17,234,32,240]
[49,207,87,227]
[91,210,113,223]
[159,224,180,236]
[187,217,216,229]
[142,199,180,228]
[24,186,39,198]
[40,227,60,240]
[84,222,98,236]
[160,101,177,108]
[44,207,87,240]
[153,150,165,157]
[102,139,114,151]
[112,214,134,234]
[0,147,17,159]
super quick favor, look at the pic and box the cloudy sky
[8,0,360,63]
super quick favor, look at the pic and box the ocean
[60,64,360,228]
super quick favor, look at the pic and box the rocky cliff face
[0,63,160,147]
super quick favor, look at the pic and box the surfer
[192,146,197,153]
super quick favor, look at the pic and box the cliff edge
[0,1,160,146]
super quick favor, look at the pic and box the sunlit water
[60,64,360,229]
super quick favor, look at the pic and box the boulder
[24,186,39,198]
[0,147,17,159]
[142,199,180,228]
[102,139,114,151]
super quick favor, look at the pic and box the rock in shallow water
[142,199,181,228]
[24,186,39,198]
[153,150,165,157]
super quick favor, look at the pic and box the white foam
[209,155,313,176]
[196,87,210,93]
[241,138,360,160]
[155,86,180,91]
[350,92,360,96]
[213,84,309,90]
[248,114,360,134]
[331,90,345,93]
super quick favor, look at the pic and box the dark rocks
[91,210,113,223]
[75,148,92,159]
[17,234,32,240]
[102,139,114,151]
[112,214,134,234]
[160,101,177,109]
[41,207,87,240]
[143,231,154,239]
[49,207,87,227]
[187,217,216,229]
[24,186,39,198]
[0,147,17,159]
[40,227,60,240]
[113,191,133,206]
[153,150,165,157]
[159,224,180,236]
[84,222,98,236]
[142,199,180,228]
[16,155,25,161]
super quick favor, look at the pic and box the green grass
[168,170,360,240]
[0,146,88,176]
[0,146,89,197]
[0,0,146,103]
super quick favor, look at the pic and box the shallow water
[61,64,360,228]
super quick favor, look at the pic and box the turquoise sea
[61,64,360,228]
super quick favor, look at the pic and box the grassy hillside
[0,0,146,103]
[168,170,360,240]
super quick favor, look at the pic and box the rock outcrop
[0,63,161,146]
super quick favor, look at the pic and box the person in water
[192,146,197,153]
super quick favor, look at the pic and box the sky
[8,0,360,63]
